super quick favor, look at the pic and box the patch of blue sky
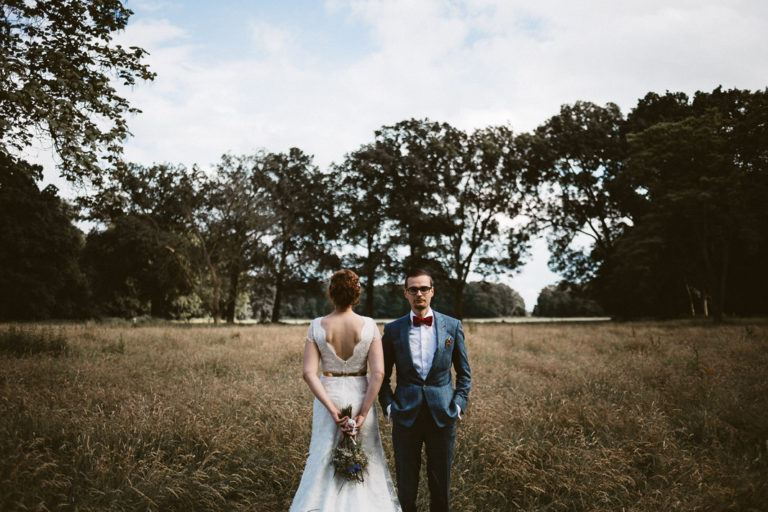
[456,9,547,53]
[463,26,488,49]
[128,0,375,67]
[514,12,547,41]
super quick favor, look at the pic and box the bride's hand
[352,413,366,429]
[331,409,348,427]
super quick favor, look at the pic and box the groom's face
[404,275,434,313]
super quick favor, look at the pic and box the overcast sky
[37,0,768,310]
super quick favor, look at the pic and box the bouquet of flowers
[331,405,368,483]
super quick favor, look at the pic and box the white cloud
[117,0,768,172]
[248,20,294,56]
[117,17,189,48]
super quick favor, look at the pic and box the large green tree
[337,120,534,318]
[209,154,270,323]
[1,0,154,182]
[462,281,526,318]
[614,88,768,320]
[579,87,768,320]
[524,101,628,282]
[255,148,338,322]
[86,163,204,316]
[81,214,192,318]
[333,144,397,316]
[0,153,86,319]
[89,159,272,324]
[371,119,460,271]
[435,125,533,319]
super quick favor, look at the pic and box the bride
[290,269,401,511]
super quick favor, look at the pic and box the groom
[379,269,471,512]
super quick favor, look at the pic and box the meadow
[1,320,766,511]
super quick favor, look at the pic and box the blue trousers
[392,405,456,512]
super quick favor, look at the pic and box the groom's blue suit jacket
[378,311,471,428]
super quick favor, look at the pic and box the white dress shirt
[387,309,461,420]
[409,308,436,380]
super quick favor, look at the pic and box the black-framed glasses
[406,286,433,295]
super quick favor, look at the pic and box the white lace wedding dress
[290,316,401,512]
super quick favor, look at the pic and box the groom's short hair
[404,268,433,288]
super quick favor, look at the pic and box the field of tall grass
[1,320,766,511]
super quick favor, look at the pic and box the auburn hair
[328,269,361,308]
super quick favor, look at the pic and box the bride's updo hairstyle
[328,269,361,309]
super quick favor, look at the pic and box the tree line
[2,129,531,323]
[1,2,766,322]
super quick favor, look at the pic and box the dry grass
[1,320,766,511]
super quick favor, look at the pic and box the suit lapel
[434,311,444,356]
[397,315,415,373]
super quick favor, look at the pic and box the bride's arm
[302,338,348,427]
[353,335,385,428]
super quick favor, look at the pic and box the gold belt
[323,371,367,377]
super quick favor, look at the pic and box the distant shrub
[533,281,605,317]
[0,327,69,357]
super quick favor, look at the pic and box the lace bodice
[307,316,379,374]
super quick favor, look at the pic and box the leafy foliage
[87,158,273,323]
[435,125,533,318]
[0,152,87,320]
[599,87,768,320]
[461,282,526,318]
[336,119,535,318]
[370,119,461,266]
[255,148,339,322]
[4,79,766,321]
[532,88,768,319]
[532,282,604,317]
[81,215,192,318]
[333,144,398,316]
[524,101,628,282]
[0,0,154,182]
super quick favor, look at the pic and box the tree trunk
[365,271,375,317]
[712,245,729,323]
[196,229,221,325]
[696,236,715,321]
[271,238,289,323]
[684,283,696,316]
[225,265,240,324]
[271,271,284,323]
[150,293,164,318]
[455,282,465,320]
[210,272,222,325]
[364,235,376,317]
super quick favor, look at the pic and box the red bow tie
[413,315,433,327]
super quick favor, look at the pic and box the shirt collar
[409,308,434,323]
